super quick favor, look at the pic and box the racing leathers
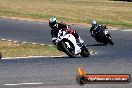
[90,24,107,37]
[51,22,84,46]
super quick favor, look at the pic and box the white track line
[0,38,53,46]
[1,39,6,41]
[1,51,96,59]
[1,55,66,59]
[48,45,53,46]
[32,43,37,45]
[40,44,45,46]
[8,40,12,42]
[22,42,27,44]
[4,82,43,86]
[13,41,18,43]
[122,29,132,31]
[4,84,19,86]
[29,55,67,57]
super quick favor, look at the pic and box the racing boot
[76,37,85,47]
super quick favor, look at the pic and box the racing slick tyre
[61,41,75,58]
[108,37,114,45]
[80,47,90,57]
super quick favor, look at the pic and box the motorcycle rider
[90,20,107,37]
[49,17,84,46]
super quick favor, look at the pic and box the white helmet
[91,20,97,26]
[49,17,58,28]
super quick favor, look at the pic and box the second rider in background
[90,20,107,37]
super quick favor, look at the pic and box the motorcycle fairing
[63,34,81,54]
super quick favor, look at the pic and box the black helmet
[49,17,58,28]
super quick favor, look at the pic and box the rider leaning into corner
[90,20,107,37]
[49,17,85,47]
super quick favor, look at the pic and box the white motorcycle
[55,29,90,57]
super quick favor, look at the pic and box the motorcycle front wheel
[61,41,75,57]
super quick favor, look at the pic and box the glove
[52,38,57,45]
[52,40,57,45]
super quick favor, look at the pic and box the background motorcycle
[91,26,114,45]
[56,29,90,57]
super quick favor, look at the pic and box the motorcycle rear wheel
[80,47,90,57]
[107,37,114,45]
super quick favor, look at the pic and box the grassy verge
[0,40,64,58]
[0,0,132,28]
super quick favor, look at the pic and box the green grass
[0,40,64,58]
[0,0,132,28]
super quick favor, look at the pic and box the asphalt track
[0,18,132,88]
